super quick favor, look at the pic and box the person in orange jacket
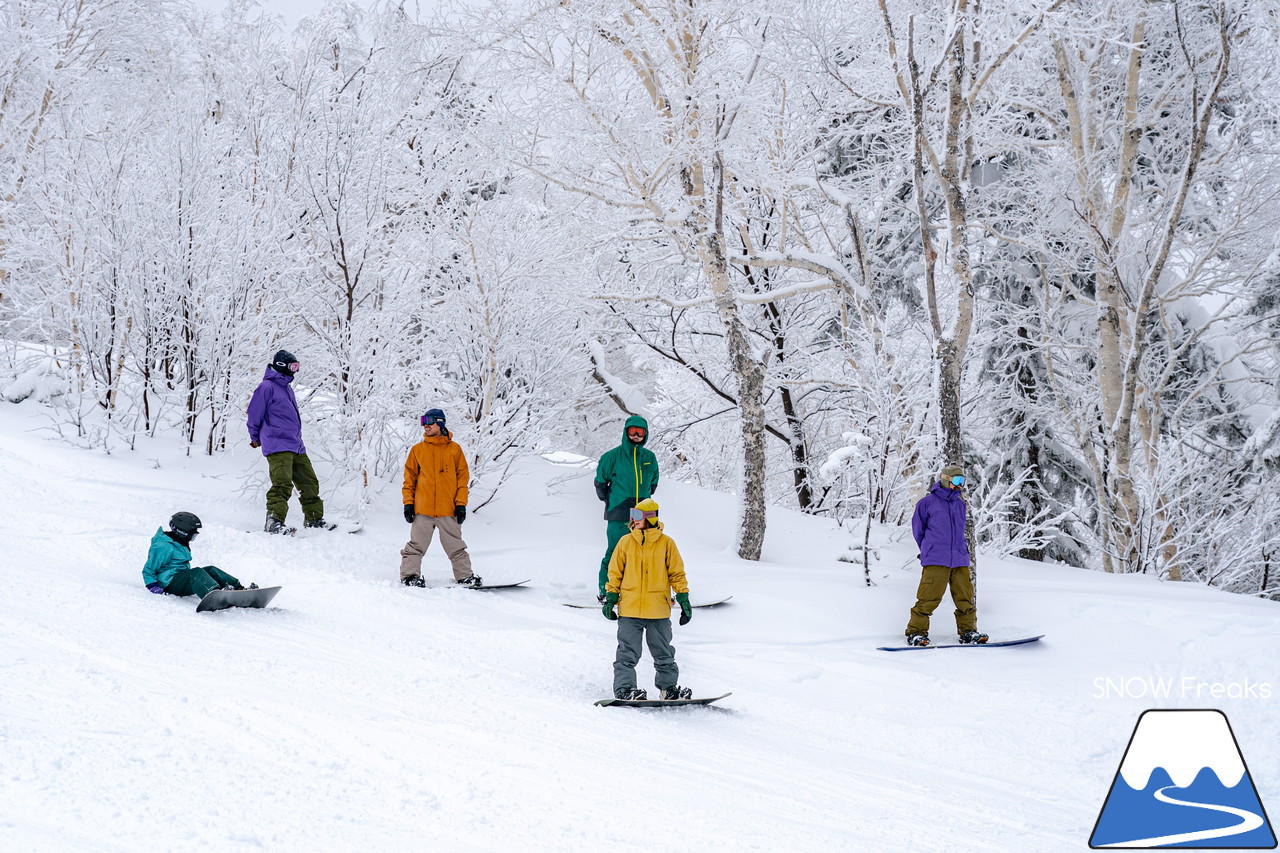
[399,408,480,588]
[602,498,693,700]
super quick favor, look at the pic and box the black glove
[455,505,466,525]
[602,591,619,620]
[404,505,415,523]
[675,592,692,626]
[250,440,260,449]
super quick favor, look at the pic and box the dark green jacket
[141,528,192,588]
[594,415,659,521]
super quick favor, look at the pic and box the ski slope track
[0,403,1276,851]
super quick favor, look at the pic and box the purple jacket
[246,368,306,456]
[911,482,969,568]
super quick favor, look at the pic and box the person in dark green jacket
[594,415,659,600]
[141,512,253,600]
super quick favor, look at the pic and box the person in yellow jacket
[602,498,694,700]
[399,408,480,588]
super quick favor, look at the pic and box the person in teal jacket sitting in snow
[142,512,254,599]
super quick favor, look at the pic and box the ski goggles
[950,475,966,486]
[420,414,444,426]
[626,427,647,439]
[288,361,300,373]
[629,508,658,522]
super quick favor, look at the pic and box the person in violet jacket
[246,349,330,535]
[904,464,988,647]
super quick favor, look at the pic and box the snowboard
[246,523,362,536]
[595,692,731,708]
[464,579,530,591]
[876,634,1044,651]
[563,595,732,609]
[196,585,282,613]
[413,579,530,591]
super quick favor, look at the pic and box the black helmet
[169,511,202,540]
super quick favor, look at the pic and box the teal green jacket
[141,528,192,588]
[594,415,659,522]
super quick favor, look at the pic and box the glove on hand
[403,505,415,524]
[250,440,260,449]
[675,592,692,626]
[454,505,466,525]
[602,592,619,621]
[146,583,166,595]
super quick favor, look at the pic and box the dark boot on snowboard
[304,518,337,530]
[264,515,296,536]
[906,633,930,647]
[456,575,483,587]
[660,686,693,701]
[615,687,647,700]
[959,630,989,645]
[402,575,426,588]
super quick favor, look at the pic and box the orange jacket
[605,521,689,619]
[402,433,470,517]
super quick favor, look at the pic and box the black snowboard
[563,595,732,609]
[596,692,731,708]
[196,585,282,613]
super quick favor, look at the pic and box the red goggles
[629,508,658,522]
[287,361,301,373]
[626,427,647,439]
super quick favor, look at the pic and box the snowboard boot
[660,686,693,701]
[456,575,483,587]
[402,575,426,588]
[906,633,930,647]
[304,518,337,531]
[614,687,647,700]
[264,515,296,536]
[959,630,989,645]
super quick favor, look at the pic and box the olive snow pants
[613,617,678,694]
[265,451,324,523]
[164,566,241,599]
[399,514,473,581]
[598,521,630,595]
[906,565,977,636]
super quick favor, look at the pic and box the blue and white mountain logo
[1090,709,1276,848]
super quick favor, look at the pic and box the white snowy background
[1,399,1276,852]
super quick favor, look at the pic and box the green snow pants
[164,566,241,599]
[613,617,678,694]
[265,451,324,523]
[598,520,630,595]
[906,565,977,637]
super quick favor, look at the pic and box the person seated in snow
[142,512,255,599]
[904,464,988,647]
[399,408,480,588]
[601,498,693,701]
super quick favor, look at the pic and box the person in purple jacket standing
[904,464,988,647]
[246,349,330,535]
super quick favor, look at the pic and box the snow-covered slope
[1,402,1277,852]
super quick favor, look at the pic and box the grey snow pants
[613,616,678,693]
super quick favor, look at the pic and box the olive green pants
[906,565,977,636]
[266,451,324,523]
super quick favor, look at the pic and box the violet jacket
[911,482,970,568]
[246,368,306,456]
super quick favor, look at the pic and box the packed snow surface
[1,402,1277,852]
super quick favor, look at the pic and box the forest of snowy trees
[2,0,1279,597]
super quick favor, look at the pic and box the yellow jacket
[605,521,689,619]
[402,433,469,517]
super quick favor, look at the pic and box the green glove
[602,591,620,621]
[675,592,692,626]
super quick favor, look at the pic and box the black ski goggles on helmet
[420,413,445,426]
